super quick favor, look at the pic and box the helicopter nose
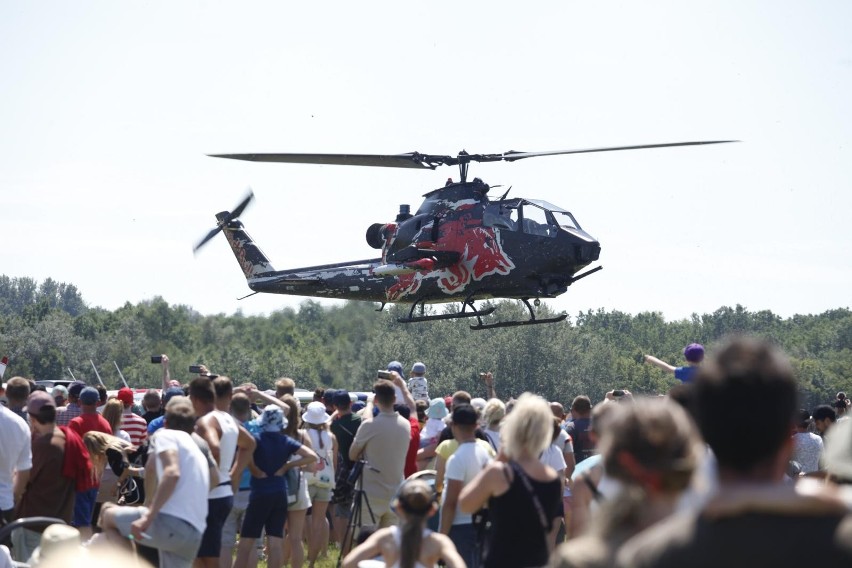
[582,242,601,263]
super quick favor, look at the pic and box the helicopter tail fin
[215,212,276,279]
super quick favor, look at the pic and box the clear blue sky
[2,1,850,321]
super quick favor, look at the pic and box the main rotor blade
[501,140,737,161]
[209,141,737,171]
[209,152,443,170]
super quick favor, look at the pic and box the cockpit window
[520,203,556,237]
[550,210,581,231]
[483,204,519,231]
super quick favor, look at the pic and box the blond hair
[101,398,124,436]
[83,431,132,479]
[501,393,553,460]
[483,398,506,427]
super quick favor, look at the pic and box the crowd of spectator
[1,339,851,568]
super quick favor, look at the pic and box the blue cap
[332,390,351,406]
[388,361,405,379]
[80,387,100,405]
[163,387,184,405]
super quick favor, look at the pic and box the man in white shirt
[0,404,31,528]
[440,404,494,568]
[100,399,212,568]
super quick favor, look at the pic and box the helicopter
[195,141,733,330]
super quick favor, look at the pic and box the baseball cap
[411,362,426,374]
[427,397,448,419]
[68,381,87,398]
[322,389,337,403]
[451,403,478,426]
[332,390,351,406]
[683,343,705,363]
[27,390,56,414]
[117,387,134,405]
[163,387,184,405]
[303,401,331,425]
[80,387,100,405]
[387,361,405,378]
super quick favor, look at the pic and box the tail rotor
[193,189,254,255]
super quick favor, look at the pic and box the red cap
[117,387,134,405]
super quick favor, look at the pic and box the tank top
[484,461,561,568]
[307,428,335,488]
[209,410,239,499]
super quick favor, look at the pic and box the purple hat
[684,343,705,363]
[27,391,56,414]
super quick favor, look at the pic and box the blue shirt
[250,431,302,497]
[147,415,165,434]
[675,365,699,383]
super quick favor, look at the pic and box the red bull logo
[386,208,515,301]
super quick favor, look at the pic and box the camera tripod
[336,460,376,567]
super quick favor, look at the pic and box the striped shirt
[122,409,148,446]
[56,403,82,426]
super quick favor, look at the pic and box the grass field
[252,542,343,568]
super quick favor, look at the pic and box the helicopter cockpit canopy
[483,198,589,239]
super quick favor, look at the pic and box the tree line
[0,275,849,409]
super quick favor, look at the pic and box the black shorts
[197,495,234,558]
[241,495,288,539]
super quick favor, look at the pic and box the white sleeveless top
[209,410,239,499]
[307,429,335,487]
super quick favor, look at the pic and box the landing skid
[470,298,567,331]
[397,298,495,324]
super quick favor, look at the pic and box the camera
[330,459,365,505]
[189,365,203,374]
[613,389,625,397]
[150,356,162,364]
[479,372,487,379]
[377,370,392,379]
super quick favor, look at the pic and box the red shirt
[404,416,420,479]
[68,412,113,438]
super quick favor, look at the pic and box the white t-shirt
[0,406,32,510]
[408,377,429,402]
[540,443,567,474]
[151,429,210,532]
[443,441,493,525]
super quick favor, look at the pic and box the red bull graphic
[385,206,515,302]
